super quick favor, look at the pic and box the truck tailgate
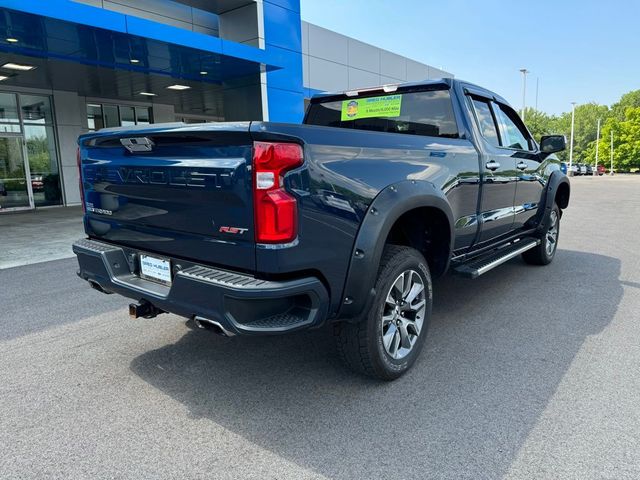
[79,124,256,271]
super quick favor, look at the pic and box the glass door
[21,95,63,207]
[0,136,32,211]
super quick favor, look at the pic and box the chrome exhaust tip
[193,316,235,337]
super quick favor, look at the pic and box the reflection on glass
[87,104,103,131]
[496,106,532,151]
[0,92,19,123]
[0,123,20,133]
[305,90,459,138]
[20,95,53,124]
[0,92,20,133]
[24,125,62,206]
[0,136,29,210]
[87,103,154,129]
[471,99,500,147]
[103,105,119,128]
[120,106,136,126]
[135,107,151,125]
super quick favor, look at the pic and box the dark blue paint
[251,119,479,314]
[77,78,566,319]
[79,127,257,271]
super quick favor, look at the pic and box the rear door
[492,102,543,230]
[467,95,517,243]
[79,124,256,271]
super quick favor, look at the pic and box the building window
[22,95,61,207]
[136,107,151,125]
[176,115,219,124]
[86,103,153,131]
[0,92,21,133]
[0,93,62,210]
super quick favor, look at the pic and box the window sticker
[340,94,403,121]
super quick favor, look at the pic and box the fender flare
[533,170,570,233]
[336,180,454,321]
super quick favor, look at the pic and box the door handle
[517,161,528,170]
[485,160,500,171]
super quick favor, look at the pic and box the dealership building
[0,0,452,211]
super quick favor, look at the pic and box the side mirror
[540,135,566,154]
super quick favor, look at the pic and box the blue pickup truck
[73,78,570,380]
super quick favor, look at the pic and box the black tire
[335,245,432,380]
[522,203,561,265]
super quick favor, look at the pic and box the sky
[299,0,640,116]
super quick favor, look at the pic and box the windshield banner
[340,94,403,121]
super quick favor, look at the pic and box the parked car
[30,174,44,192]
[585,165,593,176]
[560,162,567,174]
[578,164,588,175]
[73,78,570,380]
[597,165,606,175]
[570,164,580,175]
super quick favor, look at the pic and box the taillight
[253,141,303,243]
[77,147,85,213]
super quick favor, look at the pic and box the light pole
[595,118,601,176]
[610,129,614,175]
[568,102,576,174]
[520,68,529,121]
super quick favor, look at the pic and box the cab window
[305,89,459,139]
[494,104,533,151]
[470,97,500,147]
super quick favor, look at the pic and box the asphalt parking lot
[1,176,639,479]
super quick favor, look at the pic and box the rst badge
[219,226,248,235]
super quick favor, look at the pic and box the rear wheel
[335,245,432,380]
[522,203,560,265]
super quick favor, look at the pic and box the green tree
[610,90,640,121]
[523,88,640,170]
[25,135,52,174]
[585,107,640,171]
[554,103,609,163]
[523,107,556,142]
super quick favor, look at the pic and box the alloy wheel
[381,270,426,360]
[545,210,559,256]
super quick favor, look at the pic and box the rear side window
[470,98,500,147]
[305,90,459,138]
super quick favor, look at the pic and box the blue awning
[0,1,282,85]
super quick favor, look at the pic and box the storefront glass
[0,93,63,211]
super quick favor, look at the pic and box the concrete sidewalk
[0,207,83,269]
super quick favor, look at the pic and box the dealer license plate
[139,254,172,286]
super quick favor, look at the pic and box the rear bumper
[72,238,329,335]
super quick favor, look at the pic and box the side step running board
[453,238,540,279]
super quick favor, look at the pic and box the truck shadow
[130,249,622,479]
